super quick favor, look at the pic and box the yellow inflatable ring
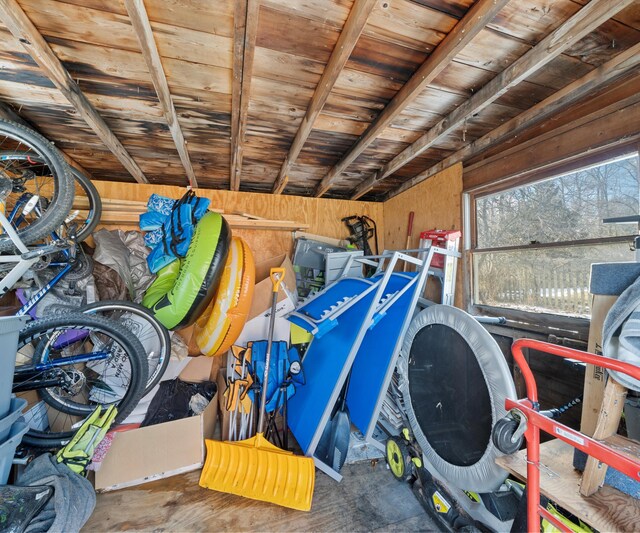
[195,237,255,356]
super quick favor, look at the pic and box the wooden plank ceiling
[0,0,638,200]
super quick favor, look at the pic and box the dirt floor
[84,461,440,532]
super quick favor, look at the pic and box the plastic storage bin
[0,315,29,418]
[0,418,28,484]
[0,396,27,442]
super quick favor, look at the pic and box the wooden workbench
[496,439,640,532]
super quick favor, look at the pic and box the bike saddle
[0,485,53,533]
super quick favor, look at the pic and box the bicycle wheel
[0,151,100,243]
[15,313,147,448]
[0,120,74,251]
[80,300,171,394]
[70,166,102,242]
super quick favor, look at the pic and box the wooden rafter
[124,0,197,188]
[271,0,377,195]
[0,99,94,179]
[386,41,640,200]
[353,0,637,200]
[0,0,148,184]
[312,0,510,198]
[230,0,259,191]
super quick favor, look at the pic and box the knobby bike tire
[17,313,148,448]
[80,300,171,394]
[0,151,100,243]
[68,166,102,242]
[0,120,74,252]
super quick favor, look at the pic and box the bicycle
[0,213,148,447]
[0,132,170,395]
[0,120,170,446]
[15,312,148,448]
[1,205,170,390]
[0,213,150,447]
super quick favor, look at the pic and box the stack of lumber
[73,196,310,232]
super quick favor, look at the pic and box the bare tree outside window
[473,153,640,317]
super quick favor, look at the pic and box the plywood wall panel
[383,163,463,307]
[91,180,384,263]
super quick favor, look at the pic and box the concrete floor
[84,461,440,532]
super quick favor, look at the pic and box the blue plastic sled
[287,249,436,481]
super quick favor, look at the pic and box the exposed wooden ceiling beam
[271,0,377,195]
[312,0,510,198]
[0,0,148,184]
[353,0,637,200]
[0,99,94,179]
[230,0,259,191]
[124,0,197,188]
[465,89,640,192]
[386,41,640,201]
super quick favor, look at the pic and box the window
[471,152,640,318]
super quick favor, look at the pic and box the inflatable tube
[397,305,516,493]
[142,211,231,330]
[195,237,255,356]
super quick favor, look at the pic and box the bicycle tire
[0,151,100,243]
[17,313,147,448]
[0,120,74,252]
[68,166,102,242]
[80,300,171,394]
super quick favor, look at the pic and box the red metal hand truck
[505,339,640,532]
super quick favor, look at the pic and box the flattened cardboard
[94,395,218,492]
[580,294,618,436]
[174,325,202,356]
[94,356,218,492]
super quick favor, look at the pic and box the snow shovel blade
[199,434,315,511]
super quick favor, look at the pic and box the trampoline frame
[397,305,517,492]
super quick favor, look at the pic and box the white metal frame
[0,211,39,295]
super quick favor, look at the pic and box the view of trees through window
[473,153,640,317]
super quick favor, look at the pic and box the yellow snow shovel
[199,267,315,511]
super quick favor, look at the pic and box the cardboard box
[234,254,297,346]
[93,357,218,492]
[250,254,297,318]
[174,325,203,356]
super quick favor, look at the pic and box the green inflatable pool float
[143,211,231,330]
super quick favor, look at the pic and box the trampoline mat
[408,324,491,468]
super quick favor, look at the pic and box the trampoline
[397,305,516,492]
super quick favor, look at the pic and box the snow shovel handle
[258,267,285,433]
[270,267,285,292]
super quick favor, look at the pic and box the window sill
[470,304,590,342]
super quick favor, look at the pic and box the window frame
[463,143,640,340]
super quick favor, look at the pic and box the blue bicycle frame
[8,194,75,317]
[5,194,111,381]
